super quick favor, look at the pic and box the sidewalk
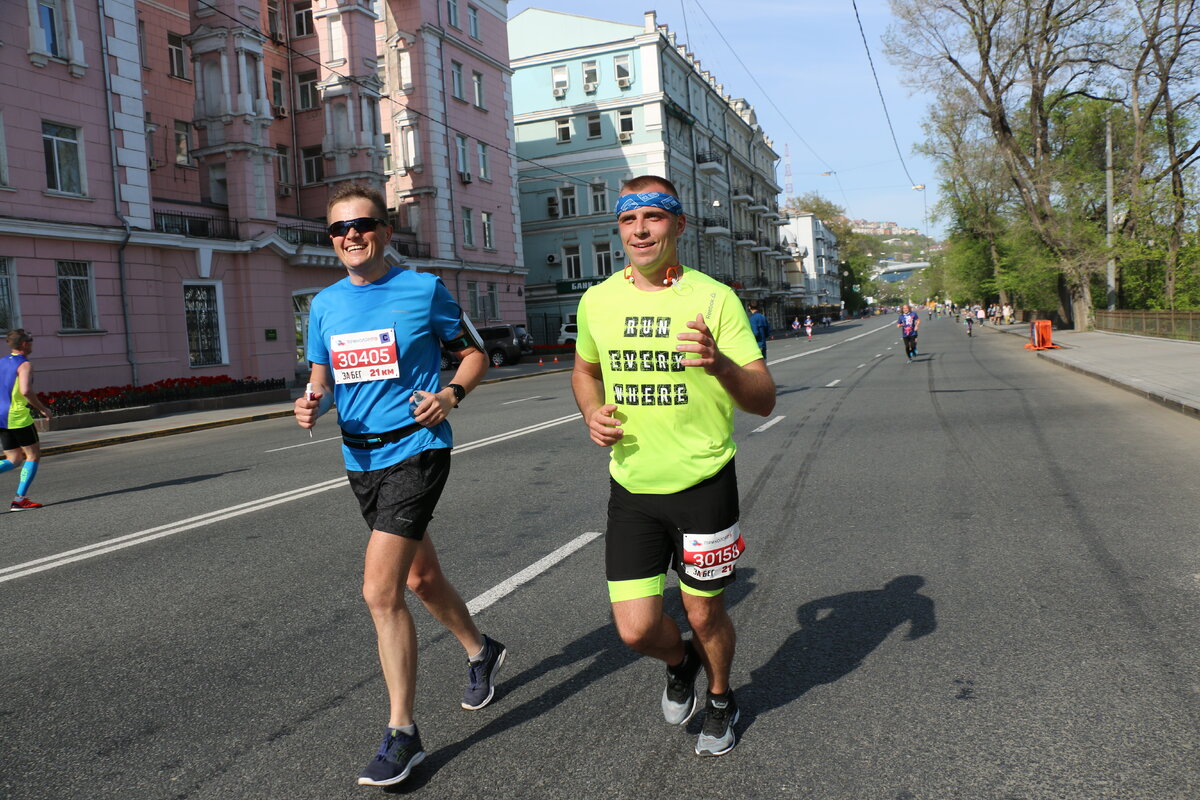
[38,326,1199,455]
[982,322,1200,419]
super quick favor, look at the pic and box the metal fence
[154,211,239,240]
[1094,310,1200,342]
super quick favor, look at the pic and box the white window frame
[447,0,460,28]
[594,242,613,276]
[56,260,97,331]
[381,133,392,173]
[297,70,319,110]
[467,4,480,39]
[614,54,632,83]
[174,120,192,165]
[476,142,489,180]
[551,65,568,91]
[302,145,323,184]
[586,113,601,139]
[582,60,598,87]
[267,0,281,39]
[293,1,314,37]
[400,124,418,169]
[558,186,577,217]
[0,257,20,331]
[472,70,484,108]
[42,121,84,195]
[555,118,571,144]
[590,183,607,215]
[618,109,634,134]
[455,134,469,173]
[563,245,581,280]
[481,211,494,249]
[182,281,228,368]
[0,111,10,187]
[276,144,291,185]
[461,207,474,247]
[167,33,188,79]
[450,61,464,99]
[271,69,286,107]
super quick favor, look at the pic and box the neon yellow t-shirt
[575,267,764,494]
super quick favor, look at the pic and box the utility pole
[1106,115,1116,310]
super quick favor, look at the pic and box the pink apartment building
[0,0,524,394]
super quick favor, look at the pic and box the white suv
[557,323,577,345]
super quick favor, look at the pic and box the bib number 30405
[330,328,400,385]
[681,523,745,582]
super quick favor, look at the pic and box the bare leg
[681,592,735,694]
[362,530,421,728]
[405,532,484,656]
[610,595,687,667]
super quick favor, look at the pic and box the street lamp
[911,184,928,240]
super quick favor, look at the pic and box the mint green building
[509,9,793,343]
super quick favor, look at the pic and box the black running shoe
[357,727,425,787]
[696,691,740,756]
[662,640,702,725]
[461,635,507,710]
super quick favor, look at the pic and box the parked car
[557,323,578,345]
[441,323,524,369]
[514,325,534,354]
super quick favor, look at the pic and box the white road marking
[825,379,841,387]
[467,532,602,614]
[502,396,542,405]
[266,436,342,452]
[3,412,585,584]
[766,323,892,366]
[857,364,866,369]
[753,415,785,433]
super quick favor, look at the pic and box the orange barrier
[1024,319,1061,350]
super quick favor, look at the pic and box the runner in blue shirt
[897,304,921,361]
[294,183,505,788]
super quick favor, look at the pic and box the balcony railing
[392,240,431,259]
[696,151,723,166]
[154,210,239,240]
[278,224,332,247]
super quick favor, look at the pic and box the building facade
[508,9,790,342]
[0,0,522,394]
[779,212,842,314]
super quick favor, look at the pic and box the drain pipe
[97,0,139,386]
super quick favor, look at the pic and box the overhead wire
[849,0,919,188]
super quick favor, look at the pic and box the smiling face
[616,185,686,283]
[328,197,392,284]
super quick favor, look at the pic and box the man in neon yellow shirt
[571,175,776,756]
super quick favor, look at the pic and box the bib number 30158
[681,523,745,582]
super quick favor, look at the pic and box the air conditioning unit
[617,76,632,88]
[273,105,288,118]
[278,185,292,197]
[546,254,558,264]
[552,87,567,99]
[546,196,559,217]
[458,170,472,183]
[618,131,633,143]
[613,250,624,260]
[583,82,597,93]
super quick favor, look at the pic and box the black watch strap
[447,383,466,406]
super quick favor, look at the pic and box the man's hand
[677,313,726,375]
[411,390,454,427]
[585,403,624,447]
[294,390,322,430]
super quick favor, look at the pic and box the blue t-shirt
[750,311,770,343]
[307,267,462,471]
[897,312,919,337]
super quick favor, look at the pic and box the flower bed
[42,376,287,416]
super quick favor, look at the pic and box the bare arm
[17,363,50,418]
[571,357,624,447]
[675,314,776,417]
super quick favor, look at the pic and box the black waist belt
[340,423,423,450]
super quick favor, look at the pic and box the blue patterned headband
[614,191,684,218]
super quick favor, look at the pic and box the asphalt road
[3,317,1199,800]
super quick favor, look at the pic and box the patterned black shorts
[346,448,452,539]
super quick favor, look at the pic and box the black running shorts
[605,458,742,602]
[0,424,39,451]
[347,448,451,539]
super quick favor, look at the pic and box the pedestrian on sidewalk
[748,302,770,358]
[571,174,776,757]
[294,183,506,788]
[0,330,51,511]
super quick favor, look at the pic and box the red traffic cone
[553,356,559,363]
[538,357,544,365]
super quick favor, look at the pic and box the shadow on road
[737,575,936,732]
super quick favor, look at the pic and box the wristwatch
[447,383,466,406]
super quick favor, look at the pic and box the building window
[461,207,474,247]
[455,135,469,174]
[183,283,224,367]
[618,109,634,136]
[381,134,392,173]
[37,0,64,57]
[551,65,568,93]
[472,71,484,107]
[467,5,479,38]
[555,118,571,144]
[446,0,459,28]
[400,124,418,169]
[450,61,463,99]
[481,211,494,249]
[564,245,581,280]
[302,145,323,184]
[297,71,319,109]
[293,1,314,37]
[0,258,16,330]
[137,20,148,67]
[276,145,291,185]
[582,60,598,87]
[42,121,82,194]
[267,0,281,39]
[271,69,285,107]
[174,121,191,165]
[558,187,577,217]
[591,183,607,214]
[614,54,631,84]
[477,142,489,180]
[594,242,613,276]
[56,260,96,331]
[586,113,601,139]
[167,33,188,79]
[0,111,10,187]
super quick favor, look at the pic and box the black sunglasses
[327,217,387,237]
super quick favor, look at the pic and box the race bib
[330,328,400,384]
[681,523,745,582]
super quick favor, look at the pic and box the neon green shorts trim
[607,574,724,603]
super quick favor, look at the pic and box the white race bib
[681,523,745,582]
[330,328,400,385]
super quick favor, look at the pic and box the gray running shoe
[461,635,507,710]
[695,691,740,756]
[661,640,702,725]
[357,727,425,786]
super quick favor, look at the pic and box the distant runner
[897,304,921,361]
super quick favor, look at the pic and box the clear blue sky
[506,1,943,238]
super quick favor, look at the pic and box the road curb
[1034,353,1200,421]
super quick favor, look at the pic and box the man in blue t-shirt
[748,303,770,357]
[294,184,505,788]
[897,304,921,361]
